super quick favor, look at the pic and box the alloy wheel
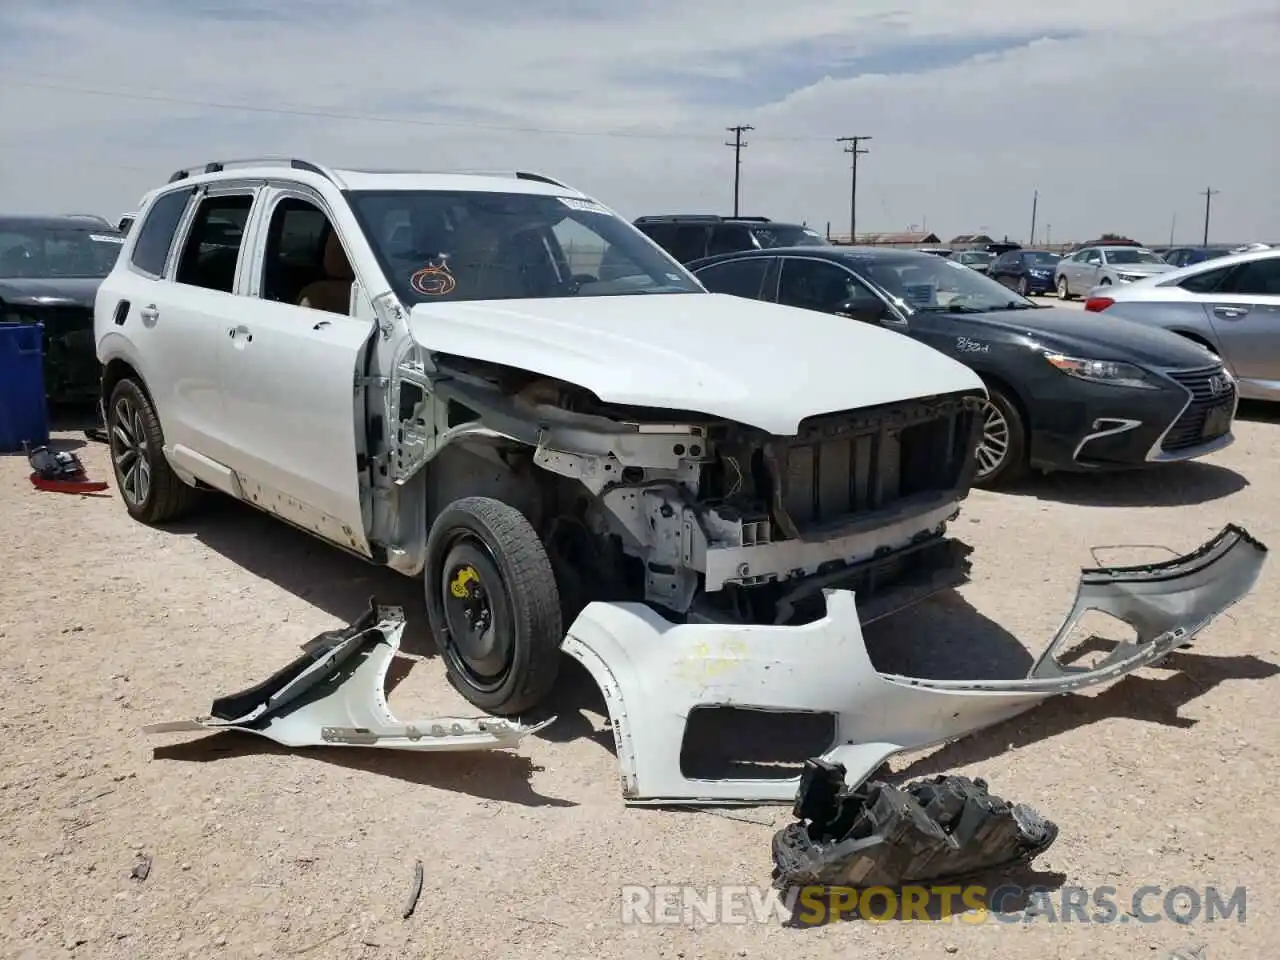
[975,401,1010,479]
[109,396,151,507]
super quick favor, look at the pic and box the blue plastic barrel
[0,322,50,453]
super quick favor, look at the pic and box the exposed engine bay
[381,349,986,628]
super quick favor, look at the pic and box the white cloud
[0,0,1276,243]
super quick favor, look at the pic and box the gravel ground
[2,392,1276,959]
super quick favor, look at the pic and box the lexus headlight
[1044,353,1160,390]
[1118,272,1144,282]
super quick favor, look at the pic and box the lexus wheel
[106,378,203,524]
[1057,276,1073,300]
[973,383,1029,488]
[425,497,563,715]
[1017,277,1031,297]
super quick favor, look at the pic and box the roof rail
[634,214,725,224]
[514,170,570,188]
[730,216,771,222]
[63,213,113,225]
[167,157,335,184]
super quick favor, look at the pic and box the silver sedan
[1082,247,1280,400]
[1054,245,1175,299]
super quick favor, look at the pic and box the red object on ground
[1084,296,1115,313]
[29,472,109,494]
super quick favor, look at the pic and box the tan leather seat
[297,230,354,314]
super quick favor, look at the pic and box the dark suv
[633,215,828,263]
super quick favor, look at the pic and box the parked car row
[1080,246,1280,402]
[686,245,1236,486]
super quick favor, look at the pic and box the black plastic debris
[772,760,1058,889]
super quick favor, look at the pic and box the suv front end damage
[560,523,1266,804]
[383,346,984,629]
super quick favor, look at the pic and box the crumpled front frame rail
[561,524,1266,804]
[144,598,552,751]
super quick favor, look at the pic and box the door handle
[1212,305,1250,319]
[139,304,159,322]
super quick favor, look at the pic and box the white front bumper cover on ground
[561,523,1266,805]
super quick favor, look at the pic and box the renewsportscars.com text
[620,883,1248,926]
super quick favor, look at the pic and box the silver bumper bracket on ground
[144,599,552,752]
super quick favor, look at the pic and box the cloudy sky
[1,0,1277,244]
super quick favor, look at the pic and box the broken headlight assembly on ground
[143,598,552,752]
[561,523,1266,804]
[771,762,1058,891]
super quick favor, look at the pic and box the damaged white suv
[95,160,987,701]
[97,160,1266,804]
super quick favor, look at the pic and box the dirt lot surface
[3,400,1276,959]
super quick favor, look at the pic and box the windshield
[1104,248,1166,265]
[347,190,704,304]
[847,251,1036,313]
[0,225,124,279]
[1024,251,1061,265]
[749,225,829,249]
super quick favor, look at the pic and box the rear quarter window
[130,188,193,277]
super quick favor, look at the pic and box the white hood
[407,293,983,435]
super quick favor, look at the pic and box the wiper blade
[998,301,1037,310]
[919,303,988,314]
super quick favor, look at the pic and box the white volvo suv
[94,159,989,715]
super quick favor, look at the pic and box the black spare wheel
[424,496,563,715]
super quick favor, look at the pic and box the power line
[835,135,871,240]
[725,124,753,217]
[1201,186,1220,245]
[0,74,831,144]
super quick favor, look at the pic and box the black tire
[424,496,563,715]
[1017,276,1031,297]
[106,378,203,524]
[1056,276,1073,300]
[973,382,1029,489]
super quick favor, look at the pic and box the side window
[636,223,676,255]
[776,259,865,313]
[1219,257,1280,296]
[174,193,254,293]
[707,225,752,256]
[694,258,770,299]
[1178,264,1235,294]
[129,189,191,277]
[259,197,337,305]
[1084,248,1102,264]
[669,225,709,263]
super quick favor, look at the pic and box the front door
[215,188,374,556]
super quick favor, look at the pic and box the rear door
[215,184,374,556]
[1201,254,1280,386]
[143,183,249,465]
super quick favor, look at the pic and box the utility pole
[1046,224,1052,247]
[725,125,753,217]
[1168,212,1177,246]
[836,135,871,241]
[1201,187,1219,245]
[1028,189,1038,246]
